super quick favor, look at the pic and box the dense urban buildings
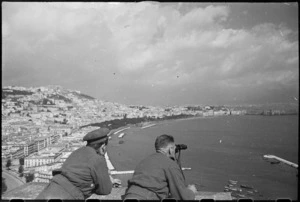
[2,85,297,184]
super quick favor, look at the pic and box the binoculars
[175,144,187,153]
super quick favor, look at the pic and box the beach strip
[113,127,130,135]
[141,124,156,129]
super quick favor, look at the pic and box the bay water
[107,115,298,200]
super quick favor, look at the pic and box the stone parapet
[2,183,232,200]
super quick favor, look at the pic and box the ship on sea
[118,132,126,138]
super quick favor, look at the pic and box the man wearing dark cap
[123,134,197,200]
[36,128,120,200]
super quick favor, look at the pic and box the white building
[24,147,64,168]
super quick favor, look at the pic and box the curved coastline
[106,115,217,169]
[107,115,298,200]
[106,115,209,185]
[2,170,25,192]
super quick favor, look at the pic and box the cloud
[178,5,229,28]
[2,2,298,105]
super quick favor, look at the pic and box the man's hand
[187,184,197,194]
[98,145,107,156]
[112,178,122,185]
[110,175,122,187]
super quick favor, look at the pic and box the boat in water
[118,133,126,138]
[228,180,238,185]
[240,184,254,189]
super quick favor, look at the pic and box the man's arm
[90,155,113,195]
[165,165,196,200]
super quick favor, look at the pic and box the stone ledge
[88,187,232,200]
[195,192,232,200]
[2,182,232,200]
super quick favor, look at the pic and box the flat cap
[83,128,110,144]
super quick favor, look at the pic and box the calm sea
[107,115,298,200]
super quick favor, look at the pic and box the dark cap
[83,128,110,144]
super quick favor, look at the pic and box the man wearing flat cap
[36,128,120,200]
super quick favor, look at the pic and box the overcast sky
[2,2,299,106]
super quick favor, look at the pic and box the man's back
[61,146,112,198]
[125,152,195,200]
[36,146,112,200]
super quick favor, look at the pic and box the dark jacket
[124,152,195,200]
[36,146,112,199]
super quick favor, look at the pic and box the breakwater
[263,155,298,168]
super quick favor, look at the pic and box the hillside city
[2,85,298,191]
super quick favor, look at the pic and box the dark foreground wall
[2,182,232,200]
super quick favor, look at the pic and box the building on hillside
[33,162,63,183]
[50,133,61,144]
[36,137,47,151]
[10,148,25,159]
[34,171,52,183]
[230,110,246,115]
[58,152,72,163]
[203,110,214,116]
[25,161,62,174]
[213,110,227,116]
[24,141,38,157]
[24,147,64,168]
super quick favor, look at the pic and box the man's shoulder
[71,146,87,152]
[87,150,106,164]
[75,146,96,154]
[146,152,165,161]
[68,146,99,161]
[145,153,177,167]
[154,153,181,169]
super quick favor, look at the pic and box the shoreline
[113,127,130,135]
[106,115,212,183]
[106,115,298,200]
[107,115,225,168]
